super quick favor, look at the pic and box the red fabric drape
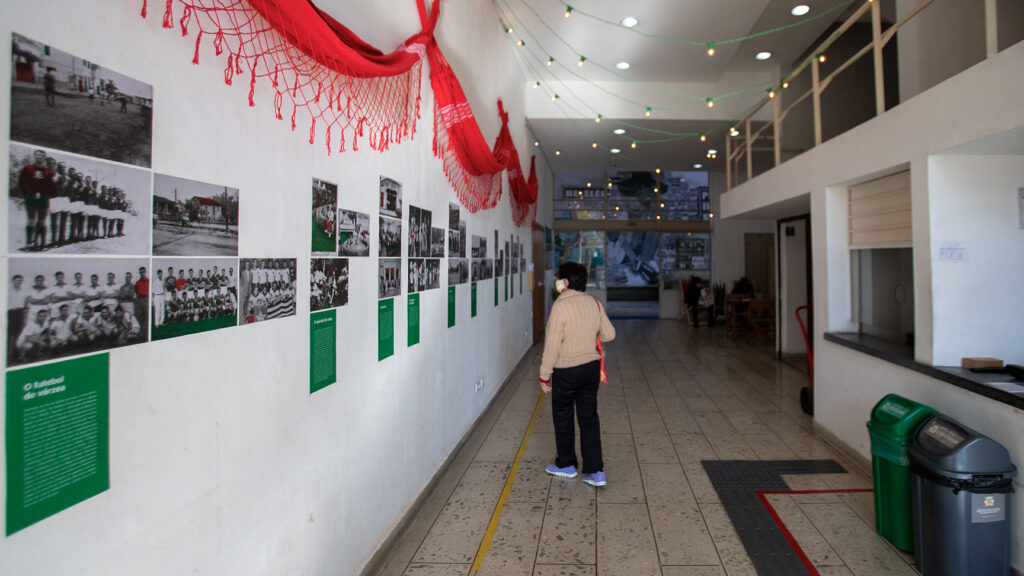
[145,0,537,225]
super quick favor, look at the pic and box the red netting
[142,0,536,224]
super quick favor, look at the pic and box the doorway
[778,216,812,358]
[531,224,547,344]
[744,233,775,300]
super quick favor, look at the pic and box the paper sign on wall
[379,298,395,361]
[408,293,420,347]
[472,282,478,318]
[6,354,109,535]
[310,309,336,393]
[448,286,456,328]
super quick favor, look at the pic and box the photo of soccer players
[310,258,349,312]
[448,259,468,285]
[408,259,441,293]
[312,178,337,255]
[337,209,370,257]
[430,227,446,258]
[408,205,431,258]
[471,259,493,282]
[471,235,487,259]
[238,259,296,325]
[379,216,401,257]
[152,173,239,256]
[7,257,149,367]
[379,176,402,219]
[378,258,402,299]
[10,33,153,168]
[151,257,238,341]
[8,143,152,255]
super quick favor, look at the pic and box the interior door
[744,233,775,300]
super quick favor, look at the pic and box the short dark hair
[557,261,588,292]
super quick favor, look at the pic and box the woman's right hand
[539,377,551,394]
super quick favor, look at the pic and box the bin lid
[908,414,1018,480]
[866,394,937,438]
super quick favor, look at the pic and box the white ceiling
[498,0,858,171]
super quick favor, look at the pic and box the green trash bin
[866,394,937,552]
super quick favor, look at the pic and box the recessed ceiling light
[610,148,621,154]
[791,5,810,16]
[693,163,703,169]
[620,16,639,28]
[756,51,772,61]
[616,61,631,70]
[707,149,718,155]
[613,128,626,135]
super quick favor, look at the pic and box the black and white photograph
[8,142,152,255]
[337,209,370,257]
[310,258,349,312]
[379,176,402,219]
[7,257,150,367]
[471,235,487,259]
[408,259,441,293]
[379,216,401,257]
[471,258,493,282]
[459,221,467,257]
[494,230,499,263]
[430,227,446,258]
[408,205,432,258]
[448,229,462,258]
[512,255,519,274]
[153,173,239,256]
[448,258,468,285]
[311,178,337,255]
[10,33,153,168]
[151,257,239,341]
[378,258,402,299]
[496,249,504,278]
[448,202,460,230]
[505,241,511,275]
[238,258,296,325]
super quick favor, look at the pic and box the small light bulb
[706,98,715,108]
[631,141,637,149]
[709,212,715,219]
[730,127,739,136]
[551,94,559,102]
[654,187,659,193]
[564,5,573,18]
[516,39,524,47]
[768,89,776,99]
[555,149,561,156]
[587,182,592,187]
[660,203,665,208]
[592,141,598,148]
[699,134,706,142]
[655,168,661,174]
[657,215,661,220]
[506,26,513,34]
[533,140,539,147]
[645,107,652,117]
[783,81,790,89]
[534,81,540,89]
[607,182,612,188]
[615,206,620,211]
[594,114,601,123]
[818,53,826,63]
[706,42,715,57]
[578,56,586,68]
[546,57,554,67]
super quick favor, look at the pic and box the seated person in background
[684,276,715,327]
[732,276,755,295]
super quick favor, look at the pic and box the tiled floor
[368,320,918,576]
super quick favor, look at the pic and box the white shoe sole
[545,468,577,478]
[583,478,606,487]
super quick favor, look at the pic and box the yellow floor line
[471,391,546,572]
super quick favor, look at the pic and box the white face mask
[556,278,568,293]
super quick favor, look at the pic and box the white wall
[709,172,775,290]
[0,1,548,575]
[722,36,1024,571]
[928,154,1024,365]
[779,218,809,355]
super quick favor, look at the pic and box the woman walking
[539,262,616,486]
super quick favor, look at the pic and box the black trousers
[551,360,603,474]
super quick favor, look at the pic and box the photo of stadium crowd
[337,209,370,257]
[8,143,151,255]
[312,178,337,255]
[310,258,349,312]
[7,257,149,367]
[150,257,238,341]
[239,259,296,325]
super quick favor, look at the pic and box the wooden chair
[747,298,775,344]
[725,294,751,337]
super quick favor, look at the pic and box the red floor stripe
[756,489,874,576]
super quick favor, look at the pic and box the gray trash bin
[909,414,1016,576]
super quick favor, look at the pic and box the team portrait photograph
[311,178,337,255]
[337,209,370,257]
[408,259,441,293]
[7,256,149,367]
[238,258,296,325]
[10,33,153,168]
[379,176,402,219]
[408,205,431,258]
[448,202,459,230]
[448,258,468,286]
[8,142,152,255]
[310,258,349,312]
[471,258,493,282]
[153,173,239,256]
[150,256,239,341]
[379,215,401,257]
[378,258,401,299]
[471,235,486,259]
